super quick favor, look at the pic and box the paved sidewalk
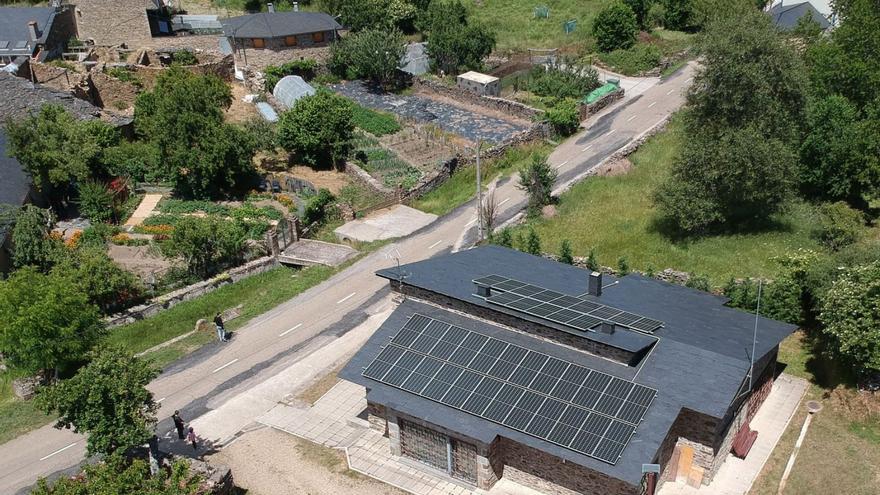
[124,193,163,227]
[659,373,809,495]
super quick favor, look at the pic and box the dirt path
[206,427,403,495]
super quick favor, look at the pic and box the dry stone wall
[412,75,544,121]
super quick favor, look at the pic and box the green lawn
[511,116,823,284]
[0,373,54,445]
[414,143,551,216]
[465,0,609,52]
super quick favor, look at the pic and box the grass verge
[0,373,54,445]
[295,361,347,406]
[509,116,823,284]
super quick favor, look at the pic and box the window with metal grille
[451,439,478,483]
[399,418,478,483]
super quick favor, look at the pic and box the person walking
[213,312,228,342]
[172,410,185,440]
[186,427,198,451]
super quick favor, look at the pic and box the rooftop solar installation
[363,314,657,465]
[474,275,664,334]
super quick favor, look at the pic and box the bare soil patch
[206,427,403,495]
[107,244,174,279]
[293,362,347,406]
[286,166,351,194]
[225,83,260,124]
[596,157,633,177]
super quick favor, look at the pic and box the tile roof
[220,12,342,39]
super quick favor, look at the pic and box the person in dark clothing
[213,312,228,342]
[172,410,185,439]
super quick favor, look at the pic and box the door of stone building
[399,419,478,483]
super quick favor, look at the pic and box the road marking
[648,101,657,108]
[279,323,302,337]
[685,77,693,83]
[605,129,616,136]
[336,292,357,304]
[666,89,675,96]
[626,115,636,122]
[558,160,569,167]
[465,218,477,227]
[156,397,166,403]
[581,144,593,152]
[212,358,239,374]
[40,442,78,461]
[428,240,443,249]
[498,198,511,206]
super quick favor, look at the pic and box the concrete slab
[124,193,163,227]
[279,239,359,267]
[335,205,438,243]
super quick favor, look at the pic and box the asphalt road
[0,63,693,494]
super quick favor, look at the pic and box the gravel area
[206,427,403,495]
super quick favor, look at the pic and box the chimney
[599,322,616,334]
[588,271,602,297]
[475,283,491,298]
[267,2,275,12]
[27,21,39,43]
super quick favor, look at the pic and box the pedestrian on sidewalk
[186,427,198,451]
[172,410,185,439]
[214,312,228,342]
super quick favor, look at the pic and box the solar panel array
[363,314,657,465]
[474,275,663,334]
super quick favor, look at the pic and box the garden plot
[332,81,530,145]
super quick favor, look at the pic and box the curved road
[0,63,693,494]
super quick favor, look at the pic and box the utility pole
[475,140,484,241]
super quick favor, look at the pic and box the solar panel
[366,314,657,465]
[476,275,664,333]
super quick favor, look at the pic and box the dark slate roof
[220,12,342,38]
[0,130,28,207]
[0,72,132,127]
[768,2,831,30]
[342,246,798,484]
[0,7,57,57]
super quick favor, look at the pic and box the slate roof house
[220,10,342,53]
[341,246,797,494]
[0,4,77,67]
[767,1,831,31]
[0,130,33,274]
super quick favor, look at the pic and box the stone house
[457,71,500,97]
[71,0,156,47]
[0,3,77,67]
[220,10,341,61]
[340,246,796,494]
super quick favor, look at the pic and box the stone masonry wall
[73,0,153,46]
[657,408,718,484]
[393,282,636,364]
[366,401,388,435]
[579,88,625,121]
[498,438,640,495]
[412,75,544,121]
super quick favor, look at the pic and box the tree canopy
[517,155,557,217]
[592,2,639,52]
[277,89,355,167]
[819,261,880,373]
[161,216,247,279]
[329,29,405,87]
[37,347,160,456]
[32,455,204,495]
[11,205,58,271]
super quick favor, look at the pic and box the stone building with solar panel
[340,246,796,494]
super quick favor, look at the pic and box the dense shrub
[819,261,880,373]
[528,64,600,99]
[517,155,557,217]
[101,141,162,182]
[264,59,318,91]
[302,188,337,225]
[77,181,114,223]
[543,99,581,137]
[723,277,802,324]
[161,216,247,278]
[277,90,354,167]
[171,50,198,66]
[813,201,865,251]
[328,29,404,87]
[592,2,639,52]
[351,105,402,136]
[599,44,662,76]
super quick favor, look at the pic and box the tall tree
[427,22,496,74]
[37,347,160,456]
[10,205,58,271]
[517,155,557,217]
[0,267,103,377]
[32,455,204,495]
[592,2,639,52]
[277,89,355,167]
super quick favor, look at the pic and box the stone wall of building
[131,54,234,89]
[497,438,640,495]
[73,0,153,46]
[90,70,139,111]
[393,282,637,364]
[44,6,79,60]
[579,88,625,121]
[366,401,387,434]
[233,44,332,70]
[412,75,543,121]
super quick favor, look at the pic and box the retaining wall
[412,75,544,121]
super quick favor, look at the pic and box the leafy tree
[32,455,204,495]
[517,155,557,217]
[329,29,405,87]
[655,125,797,232]
[799,94,879,205]
[37,347,159,456]
[416,0,468,33]
[101,141,162,182]
[11,205,58,271]
[661,0,692,30]
[277,89,354,167]
[263,59,318,91]
[592,2,639,52]
[169,122,257,199]
[543,99,581,137]
[0,267,103,376]
[559,239,574,264]
[76,181,114,223]
[791,12,824,42]
[427,22,496,74]
[623,0,650,28]
[813,201,865,251]
[525,227,541,255]
[528,64,600,99]
[5,105,118,201]
[162,216,247,278]
[687,4,808,145]
[818,261,880,373]
[52,247,144,314]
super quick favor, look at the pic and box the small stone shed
[456,71,500,97]
[341,246,796,494]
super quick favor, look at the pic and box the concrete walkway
[335,205,438,243]
[124,193,163,227]
[659,373,809,495]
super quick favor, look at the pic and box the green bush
[104,67,142,87]
[559,239,574,264]
[814,201,865,251]
[592,2,639,52]
[685,273,710,291]
[351,105,401,136]
[264,59,318,91]
[723,277,802,324]
[171,50,198,66]
[77,181,115,223]
[159,199,231,216]
[599,44,663,76]
[528,65,600,99]
[543,99,581,137]
[101,141,162,182]
[303,188,337,226]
